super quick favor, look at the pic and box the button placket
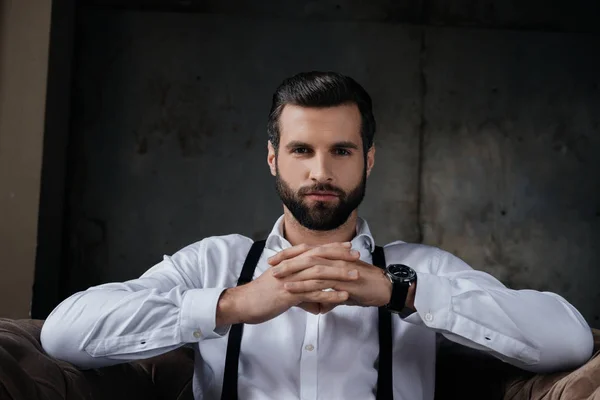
[300,313,319,400]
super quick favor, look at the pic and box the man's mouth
[304,192,340,201]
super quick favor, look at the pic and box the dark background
[33,0,600,326]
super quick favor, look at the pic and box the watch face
[387,264,416,283]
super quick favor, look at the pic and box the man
[42,71,593,400]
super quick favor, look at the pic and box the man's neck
[282,208,358,247]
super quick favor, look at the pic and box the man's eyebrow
[284,140,360,150]
[285,141,313,149]
[332,141,360,150]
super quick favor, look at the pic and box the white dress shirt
[41,216,593,400]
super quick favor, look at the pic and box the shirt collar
[265,215,376,253]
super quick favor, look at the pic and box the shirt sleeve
[40,238,236,369]
[396,244,594,373]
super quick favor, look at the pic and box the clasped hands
[216,242,393,327]
[268,242,391,315]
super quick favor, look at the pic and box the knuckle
[275,250,285,258]
[306,255,318,264]
[322,292,340,302]
[309,291,324,300]
[314,246,326,255]
[298,293,311,301]
[345,264,356,273]
[276,263,287,273]
[313,265,324,275]
[314,291,328,301]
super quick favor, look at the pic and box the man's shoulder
[204,233,254,247]
[383,240,440,253]
[187,233,254,253]
[382,240,444,271]
[172,234,255,275]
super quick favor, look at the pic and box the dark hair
[267,71,376,153]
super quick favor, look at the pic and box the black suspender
[221,242,393,400]
[372,245,394,400]
[221,240,266,400]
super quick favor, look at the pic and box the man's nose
[308,154,333,182]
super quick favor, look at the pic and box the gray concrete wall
[421,28,600,324]
[65,11,422,293]
[83,0,600,33]
[65,9,600,324]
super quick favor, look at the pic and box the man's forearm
[410,247,592,372]
[41,287,184,369]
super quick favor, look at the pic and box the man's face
[267,104,375,231]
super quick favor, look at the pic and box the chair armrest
[435,329,600,400]
[435,334,532,400]
[0,318,193,400]
[504,328,600,400]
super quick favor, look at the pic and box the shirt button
[304,344,315,351]
[193,330,202,339]
[424,313,434,322]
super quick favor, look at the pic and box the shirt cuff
[411,272,453,330]
[180,287,230,342]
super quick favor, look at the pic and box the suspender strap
[373,245,394,400]
[221,240,266,400]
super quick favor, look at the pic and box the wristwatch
[384,264,417,314]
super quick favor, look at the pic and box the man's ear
[267,141,277,177]
[366,145,375,177]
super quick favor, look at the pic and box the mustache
[298,183,345,196]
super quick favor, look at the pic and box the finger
[272,248,360,278]
[285,264,359,282]
[284,280,349,293]
[268,243,312,266]
[297,290,349,303]
[268,242,351,266]
[272,255,327,278]
[307,246,361,263]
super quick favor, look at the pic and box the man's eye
[334,148,351,156]
[292,148,310,154]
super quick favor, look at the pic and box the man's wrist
[380,270,417,311]
[380,270,393,307]
[216,287,244,327]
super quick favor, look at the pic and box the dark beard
[275,169,366,231]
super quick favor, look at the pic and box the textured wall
[65,10,421,293]
[421,28,600,324]
[65,9,600,323]
[83,0,600,33]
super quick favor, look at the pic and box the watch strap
[387,278,409,313]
